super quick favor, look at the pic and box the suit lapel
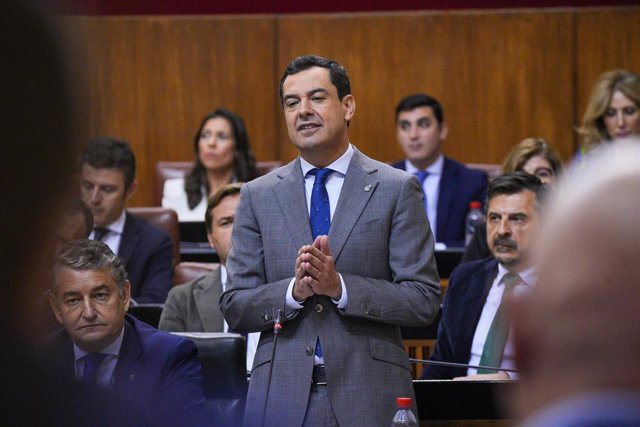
[118,212,138,264]
[273,158,313,249]
[113,317,142,391]
[458,258,499,354]
[479,258,499,304]
[436,158,457,240]
[193,268,225,331]
[330,149,378,262]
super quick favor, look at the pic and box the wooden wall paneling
[575,7,640,146]
[277,10,575,166]
[60,16,278,206]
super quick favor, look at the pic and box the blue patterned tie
[308,168,334,360]
[309,168,334,239]
[81,352,107,384]
[414,171,429,213]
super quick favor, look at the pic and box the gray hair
[54,239,128,295]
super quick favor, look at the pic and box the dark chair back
[128,207,180,268]
[128,303,164,328]
[172,332,247,426]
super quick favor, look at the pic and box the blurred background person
[163,108,257,221]
[576,69,640,161]
[0,1,141,424]
[462,137,563,263]
[512,140,640,426]
[159,183,259,372]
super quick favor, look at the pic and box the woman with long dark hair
[163,108,256,221]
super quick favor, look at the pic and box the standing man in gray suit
[221,55,441,426]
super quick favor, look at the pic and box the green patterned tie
[478,272,521,374]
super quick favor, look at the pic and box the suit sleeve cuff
[285,278,304,317]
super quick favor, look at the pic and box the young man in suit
[47,239,205,424]
[391,93,488,247]
[159,182,259,371]
[421,172,544,380]
[221,55,441,426]
[80,137,173,303]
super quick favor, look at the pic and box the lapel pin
[364,184,371,192]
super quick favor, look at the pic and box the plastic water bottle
[465,201,484,247]
[391,397,418,426]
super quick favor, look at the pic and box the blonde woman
[577,69,640,158]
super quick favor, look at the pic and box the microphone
[262,309,284,426]
[410,357,519,374]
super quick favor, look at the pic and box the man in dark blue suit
[391,93,488,247]
[47,239,206,424]
[421,173,544,380]
[80,137,173,303]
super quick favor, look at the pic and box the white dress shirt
[221,265,259,372]
[467,263,536,377]
[405,155,444,242]
[90,210,126,255]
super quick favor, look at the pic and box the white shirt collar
[300,144,354,178]
[220,264,227,290]
[405,153,444,176]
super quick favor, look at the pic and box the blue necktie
[309,168,334,239]
[308,168,334,360]
[81,352,107,384]
[414,171,429,214]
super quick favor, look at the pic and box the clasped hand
[293,235,341,301]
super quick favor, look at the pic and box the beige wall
[61,7,640,206]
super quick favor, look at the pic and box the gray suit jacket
[158,268,225,332]
[221,148,441,426]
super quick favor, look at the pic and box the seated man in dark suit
[80,137,173,303]
[391,93,488,247]
[47,239,206,424]
[421,172,544,380]
[159,183,259,371]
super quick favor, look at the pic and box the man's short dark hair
[82,137,136,190]
[204,182,243,233]
[395,93,444,125]
[487,172,546,210]
[279,55,351,105]
[53,239,128,296]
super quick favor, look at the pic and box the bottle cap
[396,397,412,408]
[470,201,481,209]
